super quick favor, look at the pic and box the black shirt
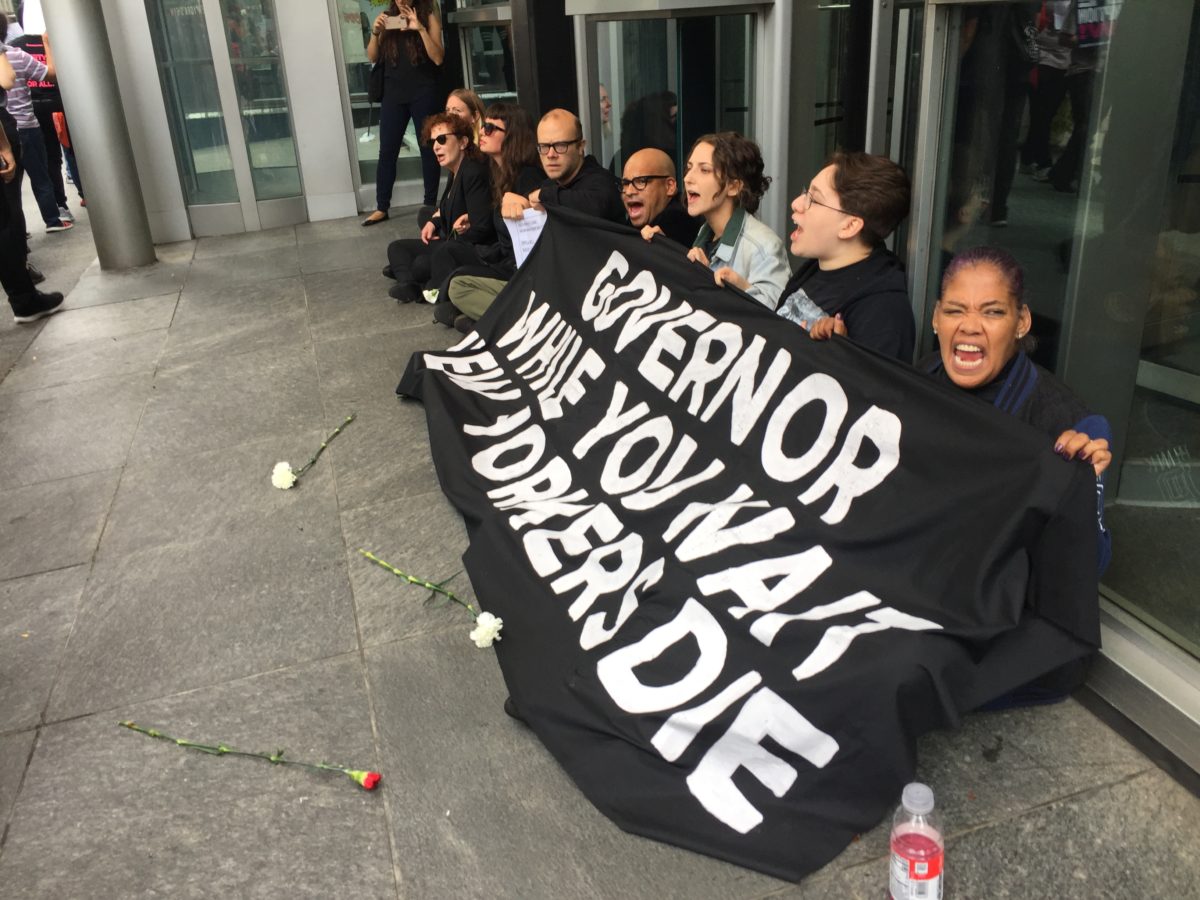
[777,248,915,362]
[537,155,625,224]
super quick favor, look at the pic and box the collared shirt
[691,205,790,309]
[3,45,48,130]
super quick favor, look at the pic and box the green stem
[357,549,478,617]
[118,721,367,780]
[294,414,356,478]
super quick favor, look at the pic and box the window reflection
[146,0,238,205]
[462,24,516,103]
[218,0,302,200]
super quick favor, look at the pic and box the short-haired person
[624,147,699,247]
[383,112,493,303]
[680,132,789,309]
[779,151,914,360]
[500,108,625,224]
[923,245,1111,706]
[445,109,624,333]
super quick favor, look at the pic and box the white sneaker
[58,206,74,222]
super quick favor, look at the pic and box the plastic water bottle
[888,782,944,900]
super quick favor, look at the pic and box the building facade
[47,0,1200,770]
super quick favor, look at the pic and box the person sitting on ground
[624,147,699,247]
[924,245,1111,707]
[778,151,914,361]
[500,108,625,225]
[678,131,789,309]
[444,108,625,333]
[445,87,485,144]
[383,112,493,304]
[425,101,540,322]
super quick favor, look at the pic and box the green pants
[448,275,508,321]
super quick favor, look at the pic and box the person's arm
[0,125,15,183]
[0,50,15,90]
[41,33,55,81]
[366,12,387,64]
[402,4,444,66]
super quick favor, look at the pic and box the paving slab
[0,654,394,900]
[295,209,418,245]
[341,493,472,647]
[157,306,312,372]
[0,730,36,832]
[0,374,149,488]
[313,324,456,409]
[0,329,167,394]
[0,472,118,582]
[64,262,190,309]
[306,289,422,344]
[298,234,394,275]
[366,630,788,900]
[47,521,356,721]
[836,767,1200,900]
[99,429,340,561]
[324,396,439,512]
[0,566,91,732]
[31,292,178,348]
[0,323,38,380]
[185,245,302,290]
[192,226,297,260]
[128,342,324,464]
[174,274,307,328]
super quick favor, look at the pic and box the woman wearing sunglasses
[383,113,493,304]
[422,103,541,325]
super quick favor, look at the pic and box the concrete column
[43,0,157,269]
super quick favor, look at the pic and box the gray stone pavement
[1,204,1199,899]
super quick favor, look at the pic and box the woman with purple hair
[922,245,1112,706]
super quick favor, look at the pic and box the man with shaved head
[501,108,624,224]
[622,147,698,247]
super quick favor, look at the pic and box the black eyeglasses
[618,175,670,192]
[481,121,507,136]
[797,188,853,216]
[536,139,582,156]
[427,133,454,148]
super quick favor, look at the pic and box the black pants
[0,173,37,305]
[1048,70,1094,190]
[386,237,441,287]
[1022,65,1068,170]
[0,110,28,256]
[35,106,68,208]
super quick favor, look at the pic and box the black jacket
[648,196,701,247]
[435,155,495,245]
[537,155,625,224]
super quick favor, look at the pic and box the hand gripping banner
[397,206,1099,881]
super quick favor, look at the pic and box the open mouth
[685,191,701,208]
[952,343,985,370]
[625,199,645,220]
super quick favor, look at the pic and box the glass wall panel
[461,23,517,104]
[146,0,238,205]
[218,0,302,200]
[334,0,424,186]
[921,0,1199,662]
[593,14,754,176]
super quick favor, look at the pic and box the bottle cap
[902,782,935,815]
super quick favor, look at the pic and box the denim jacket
[692,206,790,309]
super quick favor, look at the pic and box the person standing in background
[362,1,444,227]
[8,27,79,215]
[3,32,71,233]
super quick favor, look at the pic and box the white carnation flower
[271,461,297,490]
[469,611,503,648]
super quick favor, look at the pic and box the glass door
[146,0,304,234]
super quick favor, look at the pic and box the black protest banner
[396,206,1099,882]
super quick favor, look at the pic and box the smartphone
[384,14,409,30]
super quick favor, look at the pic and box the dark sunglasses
[481,121,507,136]
[427,133,456,148]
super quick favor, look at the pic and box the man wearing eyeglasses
[777,151,915,362]
[621,148,699,247]
[500,108,624,224]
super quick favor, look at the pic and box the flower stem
[294,414,356,479]
[357,549,478,617]
[118,721,381,790]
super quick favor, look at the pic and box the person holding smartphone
[362,1,444,227]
